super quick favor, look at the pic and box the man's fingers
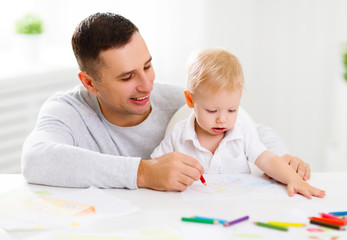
[296,163,306,179]
[282,154,312,181]
[179,154,204,174]
[177,173,196,189]
[180,162,202,182]
[303,164,311,181]
[288,157,300,172]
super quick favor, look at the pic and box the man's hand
[281,154,311,181]
[137,152,204,191]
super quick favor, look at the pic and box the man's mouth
[130,95,150,105]
[132,95,149,101]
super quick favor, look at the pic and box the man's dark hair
[71,12,139,80]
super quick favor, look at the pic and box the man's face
[92,32,155,126]
[192,87,242,136]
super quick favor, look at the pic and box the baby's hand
[287,179,325,199]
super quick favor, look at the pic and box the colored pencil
[310,219,345,230]
[253,222,288,231]
[320,213,347,223]
[310,217,346,226]
[200,175,207,185]
[224,216,249,227]
[181,217,218,224]
[267,222,306,227]
[329,211,347,216]
[193,216,228,224]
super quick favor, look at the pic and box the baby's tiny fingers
[299,188,312,199]
[287,184,296,197]
[310,186,326,198]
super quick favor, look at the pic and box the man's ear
[78,72,98,95]
[184,90,194,108]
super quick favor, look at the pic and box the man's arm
[22,128,141,189]
[21,96,141,189]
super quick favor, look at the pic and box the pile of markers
[181,211,347,232]
[309,211,347,231]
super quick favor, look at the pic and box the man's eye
[121,74,133,81]
[144,64,151,70]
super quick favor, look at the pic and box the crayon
[267,222,306,227]
[310,217,346,226]
[310,219,345,230]
[329,211,347,216]
[224,216,249,227]
[181,217,218,224]
[253,222,288,231]
[193,216,227,224]
[320,213,347,224]
[200,175,207,186]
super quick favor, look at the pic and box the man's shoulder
[40,85,98,118]
[151,82,185,110]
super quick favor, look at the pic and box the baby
[151,48,325,199]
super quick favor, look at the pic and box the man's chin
[131,105,152,116]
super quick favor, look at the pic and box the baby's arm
[255,151,325,199]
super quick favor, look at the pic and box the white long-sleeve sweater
[21,82,287,189]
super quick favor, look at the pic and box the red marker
[200,175,207,186]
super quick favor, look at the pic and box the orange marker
[320,213,347,224]
[309,217,346,226]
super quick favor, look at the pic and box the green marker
[181,217,219,224]
[254,222,288,231]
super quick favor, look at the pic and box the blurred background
[1,0,346,173]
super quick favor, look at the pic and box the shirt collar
[181,112,244,143]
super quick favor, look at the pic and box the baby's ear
[184,90,194,108]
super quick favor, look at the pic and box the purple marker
[224,216,249,227]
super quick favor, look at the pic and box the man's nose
[137,71,153,93]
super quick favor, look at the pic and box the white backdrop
[1,0,347,171]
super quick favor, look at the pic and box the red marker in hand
[200,175,207,186]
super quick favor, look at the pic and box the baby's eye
[206,109,217,113]
[228,109,236,113]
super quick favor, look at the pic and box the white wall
[1,0,347,172]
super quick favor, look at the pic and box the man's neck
[97,98,152,127]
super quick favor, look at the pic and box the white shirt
[151,113,267,173]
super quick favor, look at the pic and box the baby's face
[193,88,242,136]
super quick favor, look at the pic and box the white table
[1,173,347,240]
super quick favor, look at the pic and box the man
[21,12,310,191]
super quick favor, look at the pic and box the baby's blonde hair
[187,48,244,94]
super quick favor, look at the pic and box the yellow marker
[267,222,306,227]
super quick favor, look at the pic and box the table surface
[1,173,347,240]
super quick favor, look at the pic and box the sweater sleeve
[21,95,141,189]
[255,123,289,156]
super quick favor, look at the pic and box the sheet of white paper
[182,173,303,201]
[0,185,139,231]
